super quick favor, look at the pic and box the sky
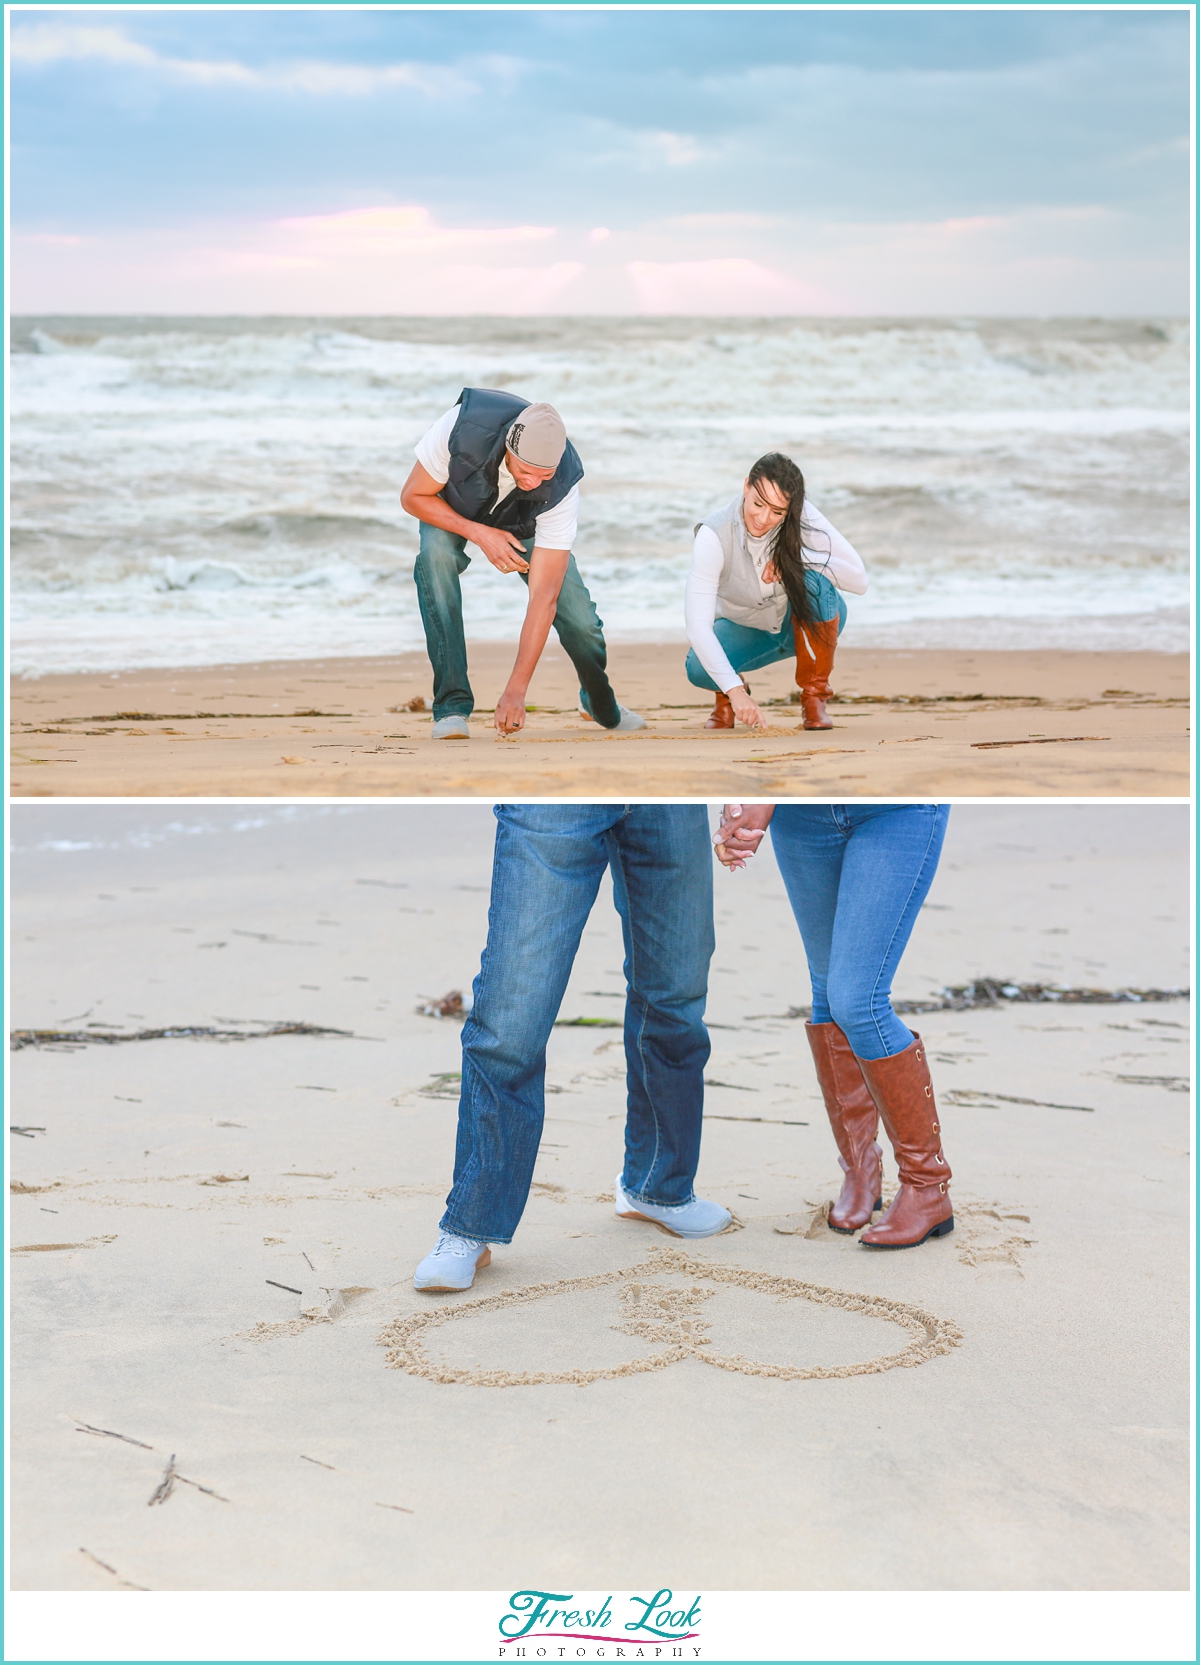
[8,6,1193,315]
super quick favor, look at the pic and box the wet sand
[10,644,1190,798]
[8,803,1190,1591]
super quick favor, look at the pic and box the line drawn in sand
[378,1244,962,1387]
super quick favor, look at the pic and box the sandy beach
[8,801,1190,1591]
[10,644,1190,799]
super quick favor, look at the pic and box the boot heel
[929,1215,954,1238]
[872,1196,883,1211]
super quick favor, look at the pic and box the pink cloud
[274,204,556,255]
[626,258,838,314]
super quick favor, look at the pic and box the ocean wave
[9,314,1189,669]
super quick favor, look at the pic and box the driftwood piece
[148,1455,177,1506]
[76,1422,153,1449]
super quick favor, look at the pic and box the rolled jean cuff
[439,1211,507,1246]
[621,1183,697,1208]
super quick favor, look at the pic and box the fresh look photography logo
[498,1589,702,1658]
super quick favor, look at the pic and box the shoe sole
[859,1215,954,1250]
[616,1207,731,1240]
[617,1207,687,1238]
[415,1246,491,1290]
[827,1197,883,1234]
[431,734,469,741]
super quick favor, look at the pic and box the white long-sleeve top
[684,502,868,695]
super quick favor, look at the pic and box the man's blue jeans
[770,804,950,1060]
[441,805,715,1244]
[684,572,846,692]
[413,522,622,727]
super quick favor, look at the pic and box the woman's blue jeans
[441,805,715,1244]
[684,572,846,693]
[414,522,621,727]
[770,804,950,1061]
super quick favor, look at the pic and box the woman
[684,453,868,733]
[714,801,953,1249]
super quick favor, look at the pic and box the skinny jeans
[441,805,715,1244]
[684,571,846,693]
[770,804,950,1060]
[414,522,621,727]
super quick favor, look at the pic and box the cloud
[587,125,716,171]
[791,203,1178,312]
[20,231,86,247]
[10,211,576,313]
[641,130,707,166]
[274,205,555,255]
[9,22,472,97]
[626,258,833,313]
[663,213,785,230]
[10,23,256,84]
[436,262,586,312]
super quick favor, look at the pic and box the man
[400,388,646,738]
[414,804,731,1292]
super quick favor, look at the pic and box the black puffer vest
[442,387,583,541]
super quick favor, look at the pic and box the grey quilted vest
[699,496,789,633]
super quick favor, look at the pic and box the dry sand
[10,644,1190,799]
[8,802,1190,1591]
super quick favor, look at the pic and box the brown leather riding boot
[855,1033,954,1248]
[806,1022,883,1232]
[793,617,839,729]
[704,690,735,729]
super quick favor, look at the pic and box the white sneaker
[614,1174,732,1239]
[413,1232,492,1292]
[431,715,470,740]
[578,704,648,732]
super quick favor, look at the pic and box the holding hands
[714,802,775,870]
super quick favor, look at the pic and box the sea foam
[9,315,1190,673]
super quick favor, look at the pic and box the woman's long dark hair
[747,451,822,629]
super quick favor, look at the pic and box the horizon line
[11,310,1190,322]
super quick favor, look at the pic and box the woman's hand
[714,803,775,870]
[728,686,767,730]
[493,687,527,735]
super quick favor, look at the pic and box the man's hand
[494,688,527,736]
[728,686,767,730]
[714,802,775,870]
[473,524,530,574]
[400,460,529,572]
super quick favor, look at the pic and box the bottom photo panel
[7,799,1191,1609]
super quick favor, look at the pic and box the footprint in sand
[952,1201,1035,1279]
[377,1245,962,1387]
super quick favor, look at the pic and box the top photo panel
[8,8,1191,801]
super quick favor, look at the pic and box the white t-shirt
[413,406,579,550]
[684,501,868,695]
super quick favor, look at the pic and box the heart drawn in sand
[378,1245,962,1387]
